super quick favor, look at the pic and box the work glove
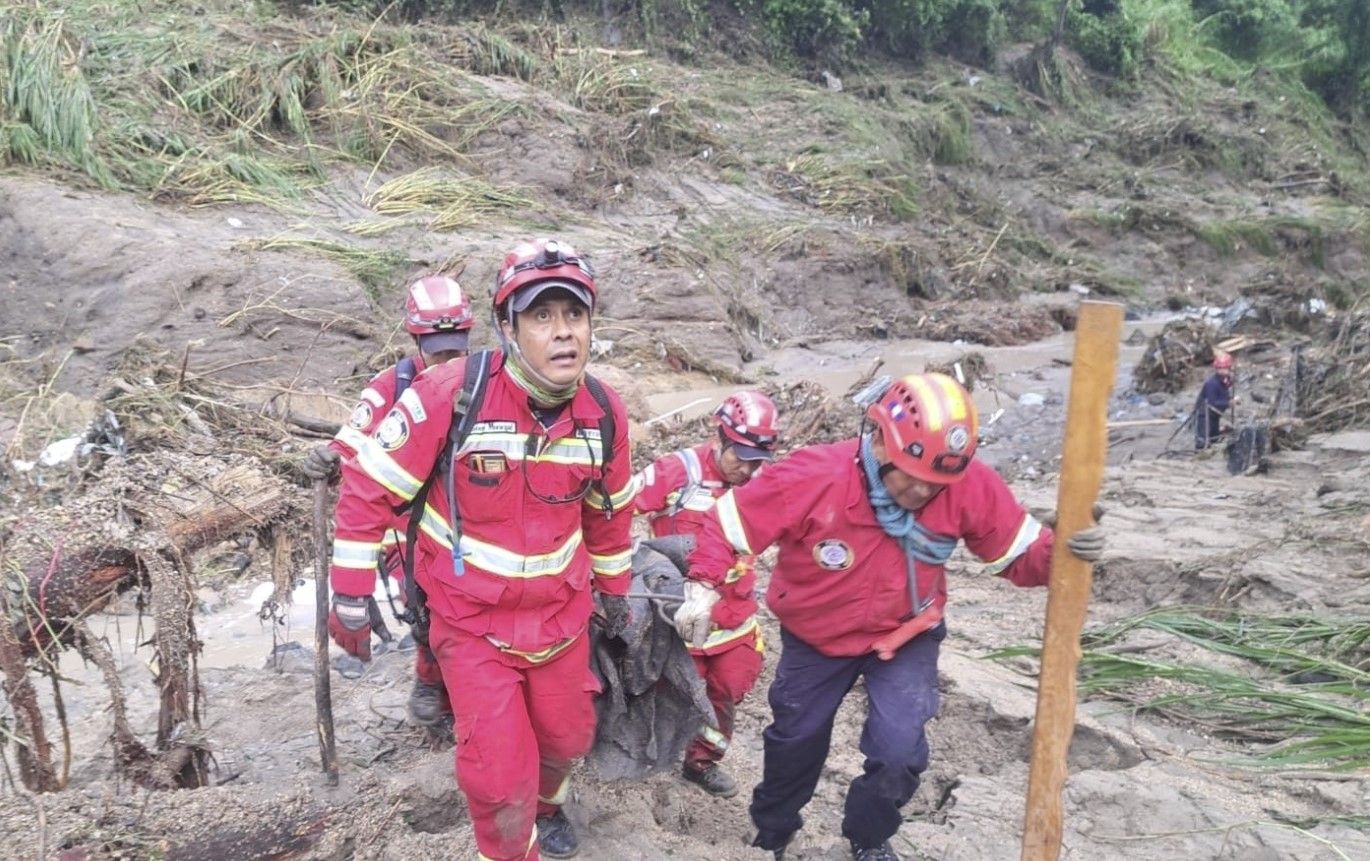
[1032,504,1107,563]
[1067,526,1106,562]
[598,594,631,640]
[673,580,721,649]
[328,593,377,661]
[302,444,341,482]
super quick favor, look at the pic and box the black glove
[302,445,341,482]
[598,594,631,640]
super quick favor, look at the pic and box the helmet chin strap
[496,311,582,407]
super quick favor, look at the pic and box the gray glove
[1031,503,1105,529]
[1032,504,1105,562]
[598,594,631,640]
[302,444,341,481]
[1067,526,1106,562]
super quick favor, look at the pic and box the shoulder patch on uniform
[813,538,854,571]
[375,411,410,451]
[398,387,427,424]
[360,388,386,407]
[347,401,373,430]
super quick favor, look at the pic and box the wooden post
[1021,301,1124,860]
[313,480,339,786]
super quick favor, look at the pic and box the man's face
[718,444,764,485]
[1216,367,1233,383]
[501,294,590,387]
[872,430,945,511]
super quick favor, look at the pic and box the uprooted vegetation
[3,0,1369,389]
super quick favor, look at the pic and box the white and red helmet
[494,239,597,321]
[404,275,474,353]
[868,373,978,484]
[714,391,780,461]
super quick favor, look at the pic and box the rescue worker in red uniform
[634,391,781,798]
[680,373,1106,861]
[327,240,636,861]
[302,274,473,725]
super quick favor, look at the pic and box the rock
[1147,392,1168,406]
[266,641,315,675]
[821,70,842,92]
[1018,392,1045,407]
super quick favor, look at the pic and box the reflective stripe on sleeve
[585,477,636,512]
[591,548,633,578]
[692,616,760,653]
[715,490,753,555]
[334,424,369,451]
[331,539,382,570]
[354,435,423,500]
[982,514,1044,577]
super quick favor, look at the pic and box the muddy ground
[3,5,1369,858]
[2,326,1368,861]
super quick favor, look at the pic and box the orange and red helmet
[714,391,780,461]
[404,275,473,352]
[1212,351,1234,371]
[494,239,597,320]
[868,373,978,484]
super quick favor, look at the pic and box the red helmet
[714,391,780,461]
[868,373,979,484]
[1212,351,1234,370]
[494,239,597,320]
[404,275,474,336]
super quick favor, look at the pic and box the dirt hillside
[1,2,1368,860]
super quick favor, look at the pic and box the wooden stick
[1021,301,1123,861]
[312,480,339,786]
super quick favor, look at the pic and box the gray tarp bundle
[588,536,716,780]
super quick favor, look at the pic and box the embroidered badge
[376,412,409,451]
[813,538,854,571]
[347,402,373,430]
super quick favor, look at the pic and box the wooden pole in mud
[1021,301,1123,861]
[313,480,339,786]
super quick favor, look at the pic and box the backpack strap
[401,350,495,621]
[394,355,419,400]
[664,447,704,517]
[583,373,618,517]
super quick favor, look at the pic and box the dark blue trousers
[750,625,944,850]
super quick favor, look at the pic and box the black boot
[537,808,579,859]
[406,679,448,726]
[849,838,901,861]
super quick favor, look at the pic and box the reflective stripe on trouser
[685,631,763,770]
[748,625,944,851]
[428,616,599,861]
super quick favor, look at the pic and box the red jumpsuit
[688,439,1053,654]
[634,442,762,772]
[687,438,1055,851]
[329,356,446,692]
[331,353,635,861]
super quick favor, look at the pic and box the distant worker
[1194,351,1235,450]
[301,274,473,726]
[634,391,781,798]
[327,239,635,861]
[682,373,1106,861]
